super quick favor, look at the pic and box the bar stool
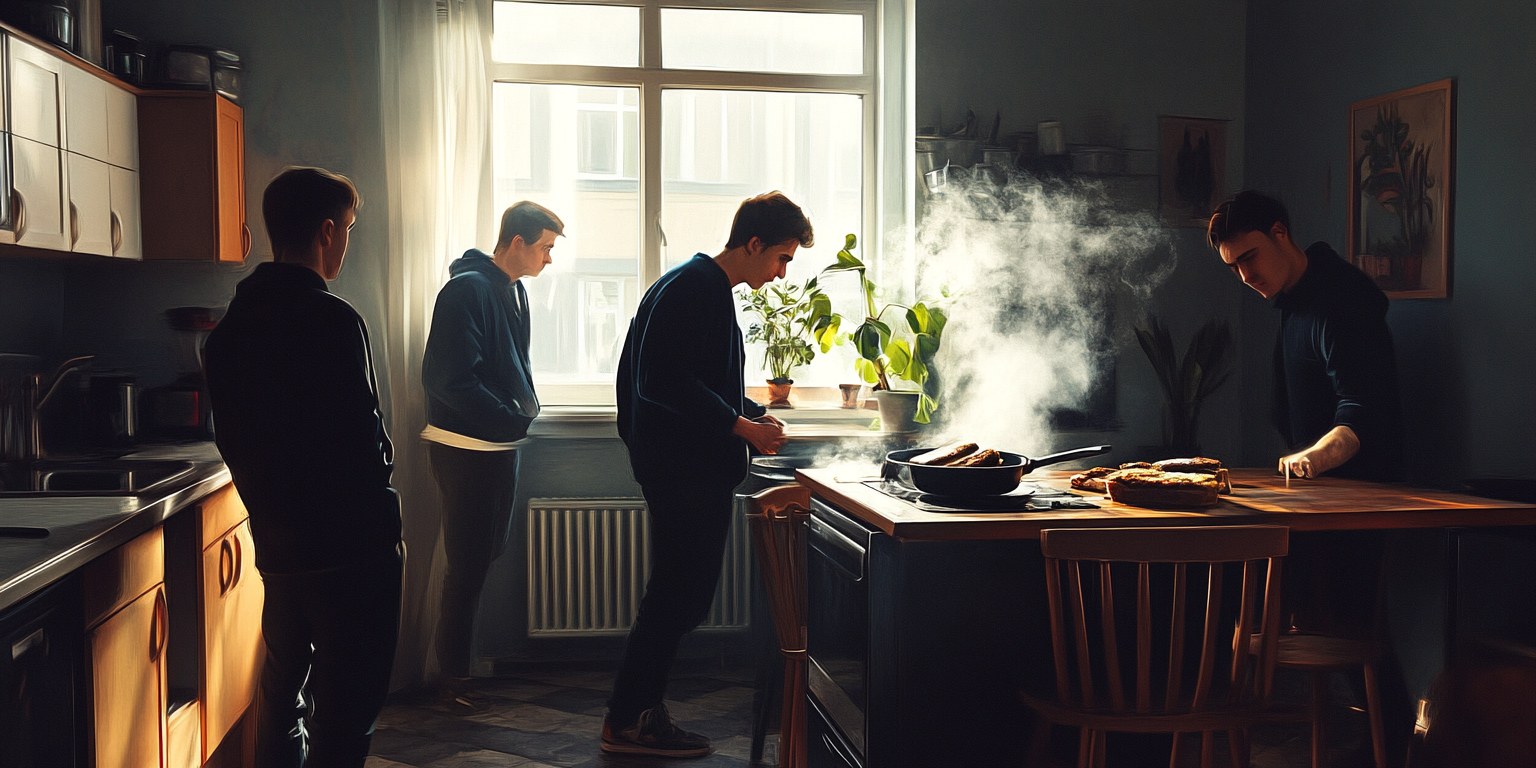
[747,484,811,768]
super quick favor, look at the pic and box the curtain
[378,0,492,689]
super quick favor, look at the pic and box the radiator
[526,498,753,636]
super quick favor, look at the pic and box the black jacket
[616,254,765,488]
[1272,242,1404,481]
[204,262,401,574]
[422,249,539,442]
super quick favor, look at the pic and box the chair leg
[1311,671,1328,768]
[1093,730,1108,768]
[1169,731,1183,768]
[1026,718,1051,768]
[1227,729,1248,768]
[1201,730,1215,768]
[1077,728,1093,768]
[1363,662,1388,768]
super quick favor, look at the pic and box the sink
[0,460,196,497]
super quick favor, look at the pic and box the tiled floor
[366,658,773,768]
[366,658,1381,768]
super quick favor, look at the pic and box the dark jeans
[428,441,519,678]
[254,544,404,768]
[608,482,736,725]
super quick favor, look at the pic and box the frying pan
[883,444,1111,496]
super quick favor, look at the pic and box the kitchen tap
[0,356,94,461]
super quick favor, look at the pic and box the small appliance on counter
[143,307,218,442]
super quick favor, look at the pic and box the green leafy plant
[821,234,948,424]
[1135,317,1231,455]
[738,276,838,382]
[1357,103,1436,260]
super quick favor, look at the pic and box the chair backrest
[1038,525,1289,715]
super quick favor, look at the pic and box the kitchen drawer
[82,525,164,629]
[200,483,248,550]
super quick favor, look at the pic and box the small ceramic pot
[767,379,794,409]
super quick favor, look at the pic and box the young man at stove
[605,192,806,757]
[204,166,402,767]
[1208,189,1412,761]
[421,201,562,705]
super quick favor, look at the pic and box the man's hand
[756,413,785,427]
[733,416,787,455]
[1278,425,1361,479]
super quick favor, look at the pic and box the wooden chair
[1023,525,1305,768]
[1247,631,1387,768]
[747,484,812,768]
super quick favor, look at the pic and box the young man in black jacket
[204,167,402,767]
[603,192,807,758]
[421,201,562,701]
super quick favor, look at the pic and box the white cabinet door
[64,65,109,161]
[12,135,69,250]
[109,166,141,260]
[106,85,138,170]
[8,36,66,148]
[68,152,111,256]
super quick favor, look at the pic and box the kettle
[0,355,94,461]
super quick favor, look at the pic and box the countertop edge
[0,462,232,613]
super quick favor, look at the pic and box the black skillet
[882,444,1111,496]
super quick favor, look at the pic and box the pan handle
[1027,444,1112,470]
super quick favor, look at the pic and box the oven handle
[808,514,866,582]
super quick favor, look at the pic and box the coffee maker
[143,307,217,441]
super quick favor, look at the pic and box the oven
[806,497,877,767]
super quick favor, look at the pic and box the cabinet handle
[240,223,252,258]
[150,589,168,661]
[219,538,235,595]
[12,190,24,240]
[231,533,243,590]
[110,211,123,254]
[69,201,79,247]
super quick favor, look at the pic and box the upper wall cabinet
[139,91,248,261]
[8,36,64,147]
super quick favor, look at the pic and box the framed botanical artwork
[1159,116,1228,228]
[1349,78,1455,298]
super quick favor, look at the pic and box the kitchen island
[793,466,1536,768]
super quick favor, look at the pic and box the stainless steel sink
[0,460,196,497]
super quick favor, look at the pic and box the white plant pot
[874,390,922,433]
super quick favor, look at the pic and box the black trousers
[254,544,404,768]
[608,482,737,724]
[427,441,520,678]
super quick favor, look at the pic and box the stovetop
[863,478,1099,513]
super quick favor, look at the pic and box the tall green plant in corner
[1135,317,1231,455]
[822,234,948,424]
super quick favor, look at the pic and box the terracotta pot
[873,390,922,433]
[838,384,863,409]
[767,379,794,409]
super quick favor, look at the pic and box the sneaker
[600,704,713,758]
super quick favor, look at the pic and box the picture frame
[1349,78,1455,299]
[1158,116,1228,228]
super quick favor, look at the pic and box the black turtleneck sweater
[1272,242,1403,481]
[204,261,401,574]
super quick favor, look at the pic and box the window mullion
[640,7,665,287]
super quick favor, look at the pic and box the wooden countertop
[795,467,1536,541]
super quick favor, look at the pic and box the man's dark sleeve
[1319,309,1399,448]
[317,311,394,485]
[633,283,740,435]
[422,281,525,435]
[742,398,766,419]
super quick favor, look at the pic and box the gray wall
[1243,0,1536,484]
[916,0,1252,462]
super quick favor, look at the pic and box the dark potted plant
[821,234,948,431]
[738,274,837,408]
[1135,317,1231,456]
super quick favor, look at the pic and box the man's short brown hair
[725,192,814,250]
[496,201,565,250]
[1207,190,1291,249]
[262,166,361,258]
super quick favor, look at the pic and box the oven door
[806,498,874,762]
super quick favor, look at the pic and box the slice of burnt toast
[910,442,979,466]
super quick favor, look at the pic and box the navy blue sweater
[617,254,766,488]
[1272,242,1403,481]
[204,262,401,574]
[423,250,540,443]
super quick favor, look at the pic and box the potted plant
[1134,317,1231,456]
[738,275,838,408]
[821,234,948,431]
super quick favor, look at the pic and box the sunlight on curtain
[379,0,491,688]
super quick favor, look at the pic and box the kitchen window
[489,0,888,406]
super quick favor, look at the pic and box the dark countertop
[0,443,230,613]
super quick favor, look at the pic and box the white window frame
[488,0,879,294]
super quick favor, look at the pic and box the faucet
[1,356,94,462]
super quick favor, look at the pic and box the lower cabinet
[83,527,168,768]
[201,518,263,761]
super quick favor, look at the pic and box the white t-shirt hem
[420,424,527,451]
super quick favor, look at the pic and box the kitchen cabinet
[110,165,143,260]
[0,576,84,767]
[139,92,249,262]
[67,152,111,256]
[82,526,167,768]
[7,36,65,148]
[11,133,69,250]
[197,483,263,762]
[64,63,108,160]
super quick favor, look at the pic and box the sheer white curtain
[378,0,492,688]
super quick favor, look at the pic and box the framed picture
[1349,78,1455,298]
[1159,116,1228,228]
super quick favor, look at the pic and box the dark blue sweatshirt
[204,261,400,574]
[617,254,766,489]
[1272,242,1404,481]
[423,249,540,443]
